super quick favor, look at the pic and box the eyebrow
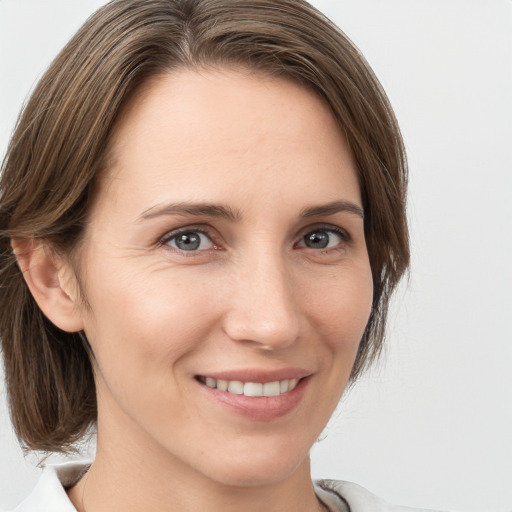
[138,202,242,222]
[300,200,364,220]
[137,199,364,223]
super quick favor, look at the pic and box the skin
[21,68,373,511]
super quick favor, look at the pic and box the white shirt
[9,462,443,512]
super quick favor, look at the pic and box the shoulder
[10,469,449,512]
[315,479,449,512]
[8,461,89,512]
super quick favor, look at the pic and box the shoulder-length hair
[0,0,409,452]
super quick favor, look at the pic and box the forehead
[95,67,360,219]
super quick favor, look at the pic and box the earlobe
[11,239,85,333]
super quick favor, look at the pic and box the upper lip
[195,367,312,383]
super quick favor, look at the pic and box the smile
[197,376,300,397]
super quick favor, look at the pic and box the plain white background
[1,1,511,511]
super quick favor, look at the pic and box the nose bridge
[224,244,300,349]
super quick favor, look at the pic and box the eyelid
[156,222,351,253]
[158,225,220,251]
[295,225,351,249]
[298,224,351,240]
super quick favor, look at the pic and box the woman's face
[76,68,373,486]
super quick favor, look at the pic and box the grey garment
[10,462,445,512]
[315,479,446,512]
[314,482,350,511]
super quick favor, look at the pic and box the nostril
[221,308,300,350]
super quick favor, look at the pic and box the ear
[11,239,85,332]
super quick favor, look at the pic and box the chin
[208,465,303,488]
[196,443,311,488]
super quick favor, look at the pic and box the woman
[0,0,420,510]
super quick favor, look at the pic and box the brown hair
[0,0,409,452]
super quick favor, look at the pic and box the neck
[68,414,325,512]
[69,450,324,512]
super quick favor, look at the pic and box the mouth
[194,370,311,420]
[196,376,301,397]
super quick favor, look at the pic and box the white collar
[11,461,89,511]
[11,462,437,512]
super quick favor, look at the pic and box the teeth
[217,379,228,391]
[263,381,280,396]
[227,380,244,394]
[201,377,300,396]
[244,382,263,396]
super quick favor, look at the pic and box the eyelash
[157,225,351,255]
[296,226,351,252]
[158,226,217,254]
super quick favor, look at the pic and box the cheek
[306,262,373,350]
[82,267,218,384]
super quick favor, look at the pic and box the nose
[222,250,301,350]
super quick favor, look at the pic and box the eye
[164,230,214,252]
[298,228,348,250]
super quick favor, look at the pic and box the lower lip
[197,377,310,421]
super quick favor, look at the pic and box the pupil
[176,232,200,251]
[305,231,329,249]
